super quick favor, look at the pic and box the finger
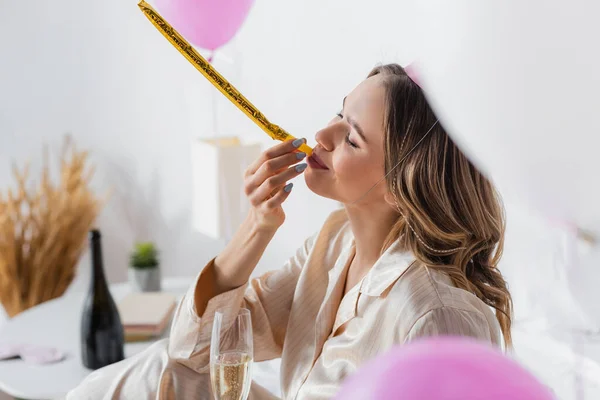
[249,181,285,207]
[264,183,293,210]
[248,163,307,205]
[245,138,306,176]
[245,151,307,195]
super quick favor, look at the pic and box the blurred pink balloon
[334,337,555,400]
[404,62,421,88]
[155,0,255,51]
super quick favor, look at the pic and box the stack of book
[117,292,178,342]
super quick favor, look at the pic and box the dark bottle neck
[89,230,108,290]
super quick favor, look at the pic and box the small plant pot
[128,267,161,292]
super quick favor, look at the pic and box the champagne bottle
[81,229,125,369]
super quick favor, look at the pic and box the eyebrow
[342,96,368,144]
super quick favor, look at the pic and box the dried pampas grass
[0,136,104,317]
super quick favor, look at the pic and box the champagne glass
[210,308,254,400]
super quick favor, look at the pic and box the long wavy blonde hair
[372,64,513,347]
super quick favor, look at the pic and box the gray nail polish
[284,183,293,193]
[292,138,305,148]
[295,163,307,173]
[296,152,307,160]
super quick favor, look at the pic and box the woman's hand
[203,138,308,299]
[244,138,308,231]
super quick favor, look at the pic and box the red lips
[308,151,329,170]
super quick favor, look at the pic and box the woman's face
[305,75,388,205]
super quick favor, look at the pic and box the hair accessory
[399,211,467,254]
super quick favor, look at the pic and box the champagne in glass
[210,309,253,400]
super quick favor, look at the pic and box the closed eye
[345,133,358,148]
[337,112,358,148]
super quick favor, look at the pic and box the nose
[315,119,347,152]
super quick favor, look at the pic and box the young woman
[67,64,512,400]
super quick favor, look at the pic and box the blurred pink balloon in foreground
[155,0,255,51]
[404,62,421,87]
[333,336,555,400]
[415,0,600,235]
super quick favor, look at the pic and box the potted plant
[128,242,161,292]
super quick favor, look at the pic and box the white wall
[3,0,600,327]
[0,0,423,290]
[2,0,599,322]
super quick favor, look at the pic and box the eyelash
[345,133,358,148]
[336,112,358,148]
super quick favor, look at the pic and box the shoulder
[297,208,350,249]
[320,208,351,235]
[310,208,353,250]
[293,208,352,268]
[389,264,502,347]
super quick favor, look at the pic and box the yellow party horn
[137,0,313,156]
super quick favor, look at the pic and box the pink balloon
[334,337,555,400]
[155,0,255,51]
[404,62,422,88]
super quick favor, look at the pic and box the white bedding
[253,328,600,400]
[512,325,600,400]
[254,359,282,397]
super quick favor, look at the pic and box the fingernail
[296,152,307,160]
[292,138,306,148]
[295,163,307,173]
[284,183,293,193]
